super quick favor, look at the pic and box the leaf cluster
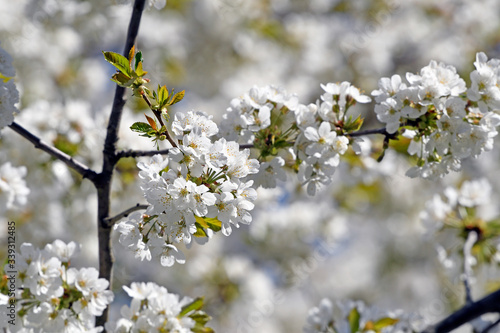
[346,307,400,333]
[179,297,214,333]
[102,46,148,91]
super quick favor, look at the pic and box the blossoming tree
[1,0,500,332]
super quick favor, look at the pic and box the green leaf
[134,51,143,70]
[111,72,133,86]
[158,85,169,104]
[192,326,215,333]
[373,317,399,331]
[102,51,132,76]
[134,60,148,77]
[169,90,185,105]
[193,223,208,237]
[348,307,360,333]
[195,216,222,232]
[179,297,204,317]
[190,312,212,326]
[130,122,153,134]
[0,72,12,83]
[128,45,136,66]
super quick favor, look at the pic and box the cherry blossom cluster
[105,282,212,333]
[1,240,113,332]
[303,298,421,333]
[373,52,500,179]
[115,110,259,266]
[0,161,30,211]
[420,178,500,265]
[220,83,371,195]
[0,43,19,129]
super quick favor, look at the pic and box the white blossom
[0,161,30,210]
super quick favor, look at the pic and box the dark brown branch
[104,203,148,226]
[96,0,147,328]
[421,288,500,333]
[116,148,172,159]
[347,127,389,137]
[8,122,97,181]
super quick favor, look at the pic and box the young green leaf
[190,312,213,329]
[111,72,133,86]
[195,216,222,232]
[348,307,361,333]
[169,90,185,105]
[373,317,399,331]
[128,45,136,69]
[192,325,215,333]
[102,51,132,76]
[0,72,12,83]
[134,51,143,70]
[130,122,153,134]
[193,223,208,237]
[179,297,204,317]
[134,61,148,77]
[158,85,169,105]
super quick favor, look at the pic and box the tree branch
[116,148,172,159]
[421,288,500,333]
[96,0,147,328]
[8,122,97,181]
[347,127,389,137]
[104,203,148,226]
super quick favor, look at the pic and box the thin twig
[8,122,97,181]
[347,127,389,137]
[141,94,177,147]
[116,148,172,159]
[463,231,478,305]
[151,109,177,148]
[104,203,148,226]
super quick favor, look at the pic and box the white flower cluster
[0,43,19,129]
[105,282,209,333]
[420,178,500,265]
[1,240,113,332]
[0,161,30,211]
[220,85,299,143]
[220,83,371,195]
[295,82,371,195]
[303,298,421,333]
[373,53,500,179]
[115,110,259,266]
[420,178,492,233]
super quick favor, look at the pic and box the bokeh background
[1,0,500,331]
